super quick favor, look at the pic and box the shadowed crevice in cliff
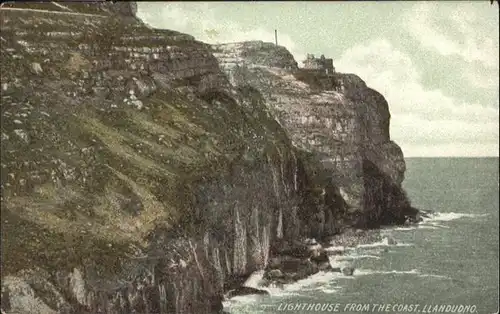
[358,159,419,229]
[294,150,351,239]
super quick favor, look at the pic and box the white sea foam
[423,212,489,222]
[223,214,459,312]
[391,226,417,231]
[336,254,381,260]
[278,271,354,294]
[264,272,340,298]
[423,221,450,229]
[224,294,261,305]
[325,245,346,253]
[354,268,420,276]
[381,212,489,233]
[417,273,451,280]
[243,270,266,288]
[354,268,450,280]
[320,286,342,294]
[417,211,489,229]
[223,272,348,311]
[357,237,413,248]
[385,223,447,232]
[328,255,351,269]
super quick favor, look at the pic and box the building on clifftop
[302,54,335,75]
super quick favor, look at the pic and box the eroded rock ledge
[1,2,419,314]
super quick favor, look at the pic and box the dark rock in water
[280,245,310,258]
[404,213,424,225]
[308,243,323,258]
[305,238,318,245]
[225,287,269,299]
[284,272,297,281]
[332,267,342,273]
[269,256,319,282]
[326,247,345,256]
[317,261,332,271]
[266,269,284,279]
[268,257,282,269]
[328,228,382,247]
[342,266,355,276]
[224,274,250,292]
[386,237,397,245]
[277,256,308,274]
[419,209,434,218]
[266,280,285,289]
[310,250,329,264]
[403,208,431,225]
[279,239,324,259]
[270,239,292,256]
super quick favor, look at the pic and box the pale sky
[136,1,499,157]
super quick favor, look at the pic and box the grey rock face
[342,266,355,276]
[212,42,415,228]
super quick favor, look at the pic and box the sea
[223,157,499,314]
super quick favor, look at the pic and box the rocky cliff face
[213,41,414,229]
[1,3,416,314]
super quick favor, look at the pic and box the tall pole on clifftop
[275,29,278,45]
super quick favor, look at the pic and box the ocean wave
[222,293,269,313]
[390,226,417,231]
[357,237,413,248]
[270,271,352,297]
[224,294,262,304]
[335,254,381,260]
[243,270,266,288]
[354,268,451,280]
[284,271,344,291]
[320,287,342,294]
[354,268,420,276]
[417,273,451,280]
[423,212,489,222]
[422,221,450,229]
[391,225,441,231]
[328,255,350,269]
[325,245,346,253]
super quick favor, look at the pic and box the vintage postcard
[1,1,498,313]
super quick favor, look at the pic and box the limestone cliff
[213,41,414,229]
[1,3,417,314]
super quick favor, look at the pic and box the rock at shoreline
[386,236,397,245]
[328,229,382,247]
[420,209,434,218]
[225,287,269,299]
[317,261,332,271]
[342,266,355,276]
[267,269,284,279]
[310,250,329,265]
[265,255,319,283]
[308,242,323,258]
[224,274,249,292]
[325,246,345,255]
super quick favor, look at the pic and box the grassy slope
[0,8,292,277]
